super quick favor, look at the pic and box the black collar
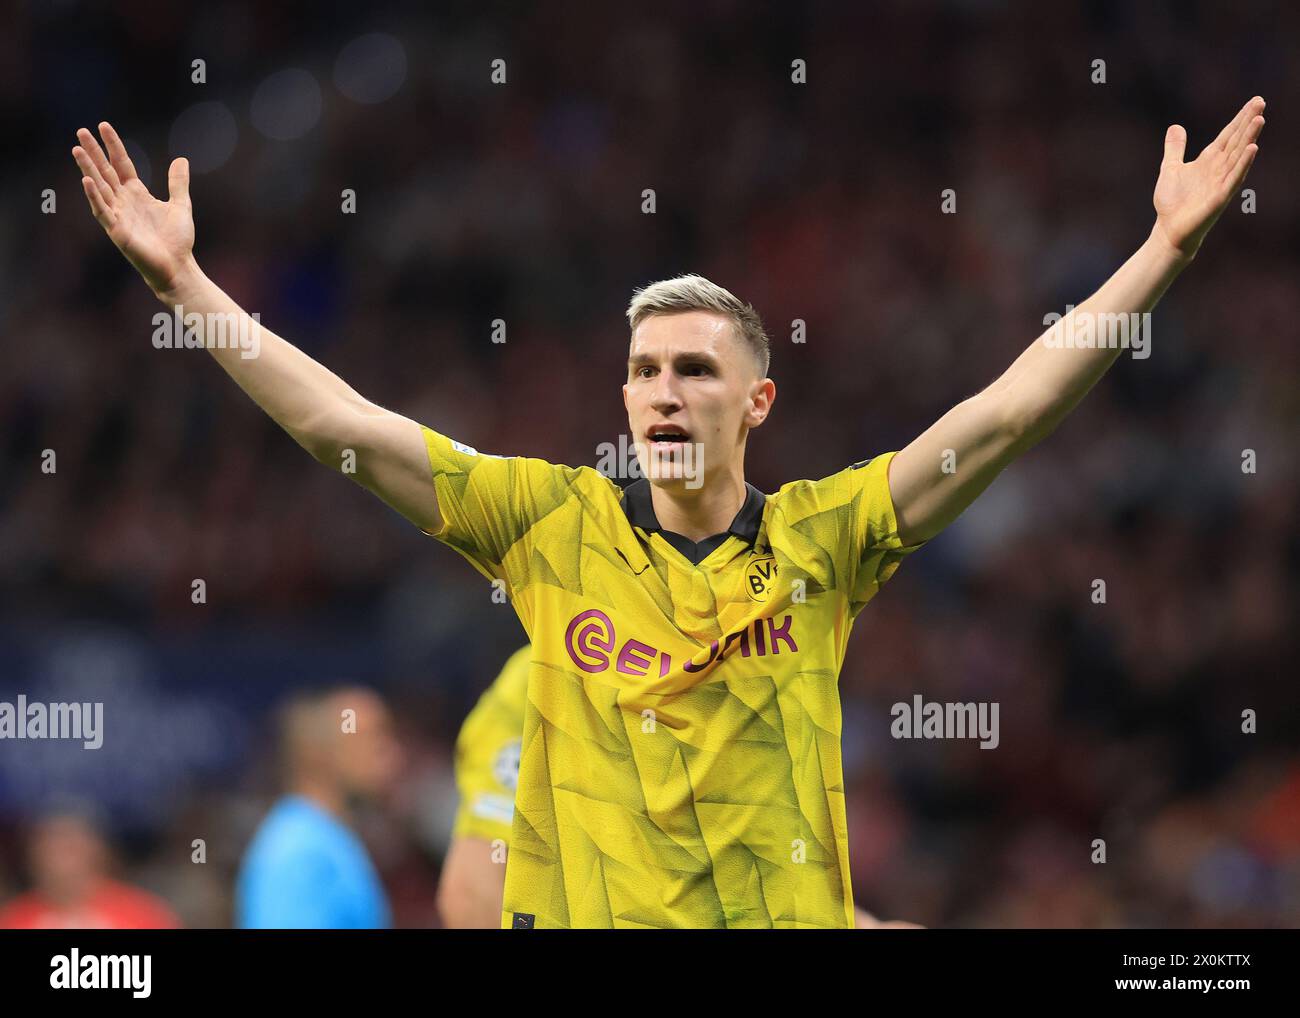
[620,479,766,565]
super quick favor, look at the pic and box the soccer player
[73,98,1264,927]
[236,686,400,928]
[438,645,529,928]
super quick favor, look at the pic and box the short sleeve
[421,426,578,587]
[831,451,927,617]
[451,734,520,844]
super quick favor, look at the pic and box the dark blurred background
[0,0,1296,927]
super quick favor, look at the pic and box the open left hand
[1153,96,1265,259]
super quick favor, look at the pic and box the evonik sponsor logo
[564,608,798,678]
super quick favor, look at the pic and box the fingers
[72,143,113,202]
[81,175,115,227]
[1223,97,1265,155]
[1210,96,1260,152]
[98,121,139,184]
[74,126,121,191]
[1162,124,1187,165]
[1228,112,1265,163]
[1218,103,1264,188]
[1223,142,1259,195]
[167,157,191,206]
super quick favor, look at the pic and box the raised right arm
[72,122,440,533]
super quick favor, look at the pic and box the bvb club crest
[745,557,778,603]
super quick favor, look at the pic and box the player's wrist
[151,253,203,306]
[1148,220,1198,268]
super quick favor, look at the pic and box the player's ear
[746,377,775,428]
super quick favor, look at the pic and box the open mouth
[646,425,691,447]
[641,426,702,483]
[647,426,691,447]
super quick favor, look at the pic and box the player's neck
[648,472,746,543]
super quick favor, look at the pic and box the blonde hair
[626,273,770,376]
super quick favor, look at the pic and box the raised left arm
[888,96,1265,545]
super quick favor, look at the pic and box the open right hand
[72,122,196,299]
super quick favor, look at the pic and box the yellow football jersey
[452,645,530,843]
[421,427,924,929]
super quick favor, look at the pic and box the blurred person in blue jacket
[237,686,401,928]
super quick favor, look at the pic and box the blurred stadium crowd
[0,1,1296,927]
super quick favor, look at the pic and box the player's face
[623,311,771,489]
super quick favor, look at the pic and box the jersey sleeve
[843,451,926,615]
[800,450,925,618]
[420,426,580,591]
[452,646,532,844]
